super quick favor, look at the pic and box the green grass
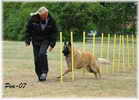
[3,40,137,97]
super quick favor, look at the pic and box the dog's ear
[68,41,71,46]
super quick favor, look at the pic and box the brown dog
[57,41,111,79]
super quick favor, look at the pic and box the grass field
[3,39,137,97]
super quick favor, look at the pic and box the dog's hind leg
[96,67,101,79]
[94,72,98,79]
[87,65,98,79]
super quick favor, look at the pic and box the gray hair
[30,7,48,16]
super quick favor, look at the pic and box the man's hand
[25,40,30,47]
[26,43,30,47]
[25,42,30,47]
[48,46,53,52]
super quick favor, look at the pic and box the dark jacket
[25,13,58,48]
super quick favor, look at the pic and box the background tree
[3,2,137,41]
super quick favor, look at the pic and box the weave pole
[100,33,104,58]
[126,35,130,68]
[83,32,86,50]
[122,35,125,71]
[92,33,96,55]
[106,34,110,73]
[100,33,104,73]
[83,32,86,74]
[71,32,74,81]
[118,35,122,72]
[60,32,63,83]
[132,34,135,67]
[112,34,117,73]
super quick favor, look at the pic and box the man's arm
[49,18,58,49]
[25,18,33,46]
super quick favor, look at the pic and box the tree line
[3,2,137,41]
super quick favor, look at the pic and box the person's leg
[32,41,41,80]
[38,40,49,80]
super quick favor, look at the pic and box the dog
[57,41,111,79]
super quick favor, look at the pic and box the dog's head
[62,41,71,57]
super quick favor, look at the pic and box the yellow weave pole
[118,35,122,72]
[83,32,86,50]
[122,35,125,71]
[60,32,63,83]
[92,33,96,55]
[100,33,104,57]
[106,34,110,73]
[112,34,116,73]
[132,34,135,67]
[82,32,86,75]
[100,33,104,74]
[126,35,130,68]
[71,32,74,81]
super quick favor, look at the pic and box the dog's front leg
[57,69,71,78]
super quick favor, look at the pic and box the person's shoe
[39,73,47,81]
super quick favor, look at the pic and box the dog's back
[73,49,97,69]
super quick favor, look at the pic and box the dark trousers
[32,40,49,79]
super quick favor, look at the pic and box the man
[25,7,58,81]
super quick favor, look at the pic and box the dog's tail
[97,58,111,65]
